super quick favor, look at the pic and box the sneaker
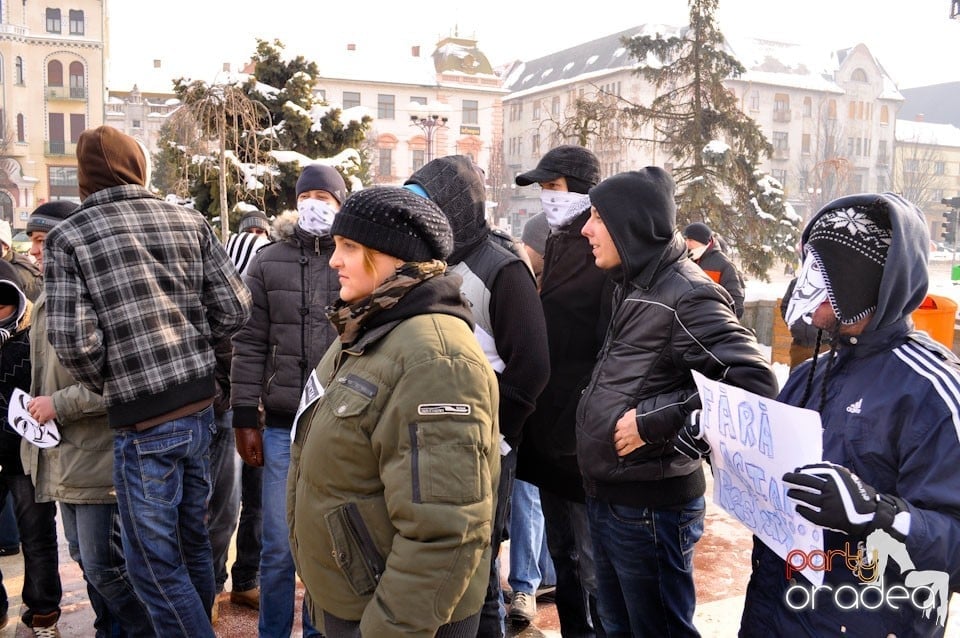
[30,611,60,638]
[508,590,536,626]
[230,587,260,611]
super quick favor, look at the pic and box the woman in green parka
[287,187,500,638]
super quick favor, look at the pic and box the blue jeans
[478,449,517,638]
[586,496,705,637]
[114,406,216,638]
[0,492,19,549]
[1,474,61,626]
[208,410,241,592]
[61,502,153,637]
[509,479,555,594]
[260,426,320,637]
[540,489,603,638]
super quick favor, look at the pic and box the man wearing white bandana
[681,193,960,636]
[229,163,347,638]
[514,145,613,637]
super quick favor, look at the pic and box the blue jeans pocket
[678,500,705,571]
[135,431,193,505]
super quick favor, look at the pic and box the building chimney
[222,62,231,72]
[153,59,161,68]
[412,45,420,57]
[347,43,356,51]
[915,113,925,122]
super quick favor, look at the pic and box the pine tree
[246,39,372,211]
[622,0,800,279]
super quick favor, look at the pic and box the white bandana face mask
[297,199,337,236]
[784,251,830,329]
[540,190,591,230]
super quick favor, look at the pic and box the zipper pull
[315,236,321,255]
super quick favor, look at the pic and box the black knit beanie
[27,200,77,235]
[296,165,347,204]
[683,222,713,245]
[805,200,892,325]
[331,187,453,262]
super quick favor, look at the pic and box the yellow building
[0,0,105,229]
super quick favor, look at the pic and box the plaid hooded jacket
[43,127,251,429]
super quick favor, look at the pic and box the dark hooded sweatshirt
[576,168,778,508]
[406,155,549,447]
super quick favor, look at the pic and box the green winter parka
[288,275,500,637]
[22,292,113,504]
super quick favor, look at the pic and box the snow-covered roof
[895,119,960,147]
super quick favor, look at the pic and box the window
[378,148,392,178]
[411,149,425,172]
[69,9,84,35]
[377,94,395,119]
[774,94,789,111]
[935,161,946,175]
[851,68,868,82]
[848,101,857,119]
[462,99,478,125]
[49,166,78,187]
[801,133,811,155]
[410,96,427,106]
[771,169,788,186]
[47,60,63,86]
[827,99,837,119]
[903,159,919,172]
[69,61,84,98]
[132,119,141,129]
[15,57,23,85]
[342,91,360,109]
[772,131,789,151]
[749,90,760,111]
[69,113,84,142]
[532,101,540,121]
[877,140,889,164]
[879,106,889,126]
[46,8,61,33]
[532,133,540,156]
[803,97,812,117]
[16,114,24,142]
[550,96,560,117]
[314,89,326,103]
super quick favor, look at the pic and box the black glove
[784,462,907,540]
[673,410,711,461]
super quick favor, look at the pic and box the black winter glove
[784,462,908,540]
[673,410,711,461]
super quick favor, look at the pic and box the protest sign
[691,371,824,584]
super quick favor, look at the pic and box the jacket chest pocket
[324,502,386,597]
[326,373,378,419]
[409,421,484,505]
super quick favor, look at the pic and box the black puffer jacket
[231,213,340,430]
[577,169,778,508]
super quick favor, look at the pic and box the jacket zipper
[342,502,386,583]
[264,344,279,392]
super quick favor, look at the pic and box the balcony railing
[773,109,792,123]
[45,141,76,156]
[772,148,791,160]
[45,85,87,100]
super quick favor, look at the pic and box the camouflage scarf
[326,259,447,345]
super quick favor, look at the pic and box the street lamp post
[409,102,449,163]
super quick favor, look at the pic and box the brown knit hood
[76,126,147,200]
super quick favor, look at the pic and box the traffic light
[944,208,959,245]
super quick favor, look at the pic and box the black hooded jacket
[406,156,549,447]
[577,169,778,508]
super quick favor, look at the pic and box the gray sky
[106,0,959,91]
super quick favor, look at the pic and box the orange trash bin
[912,294,958,349]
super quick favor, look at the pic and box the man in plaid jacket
[43,126,251,638]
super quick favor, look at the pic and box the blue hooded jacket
[741,193,960,637]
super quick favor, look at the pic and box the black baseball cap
[515,145,601,187]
